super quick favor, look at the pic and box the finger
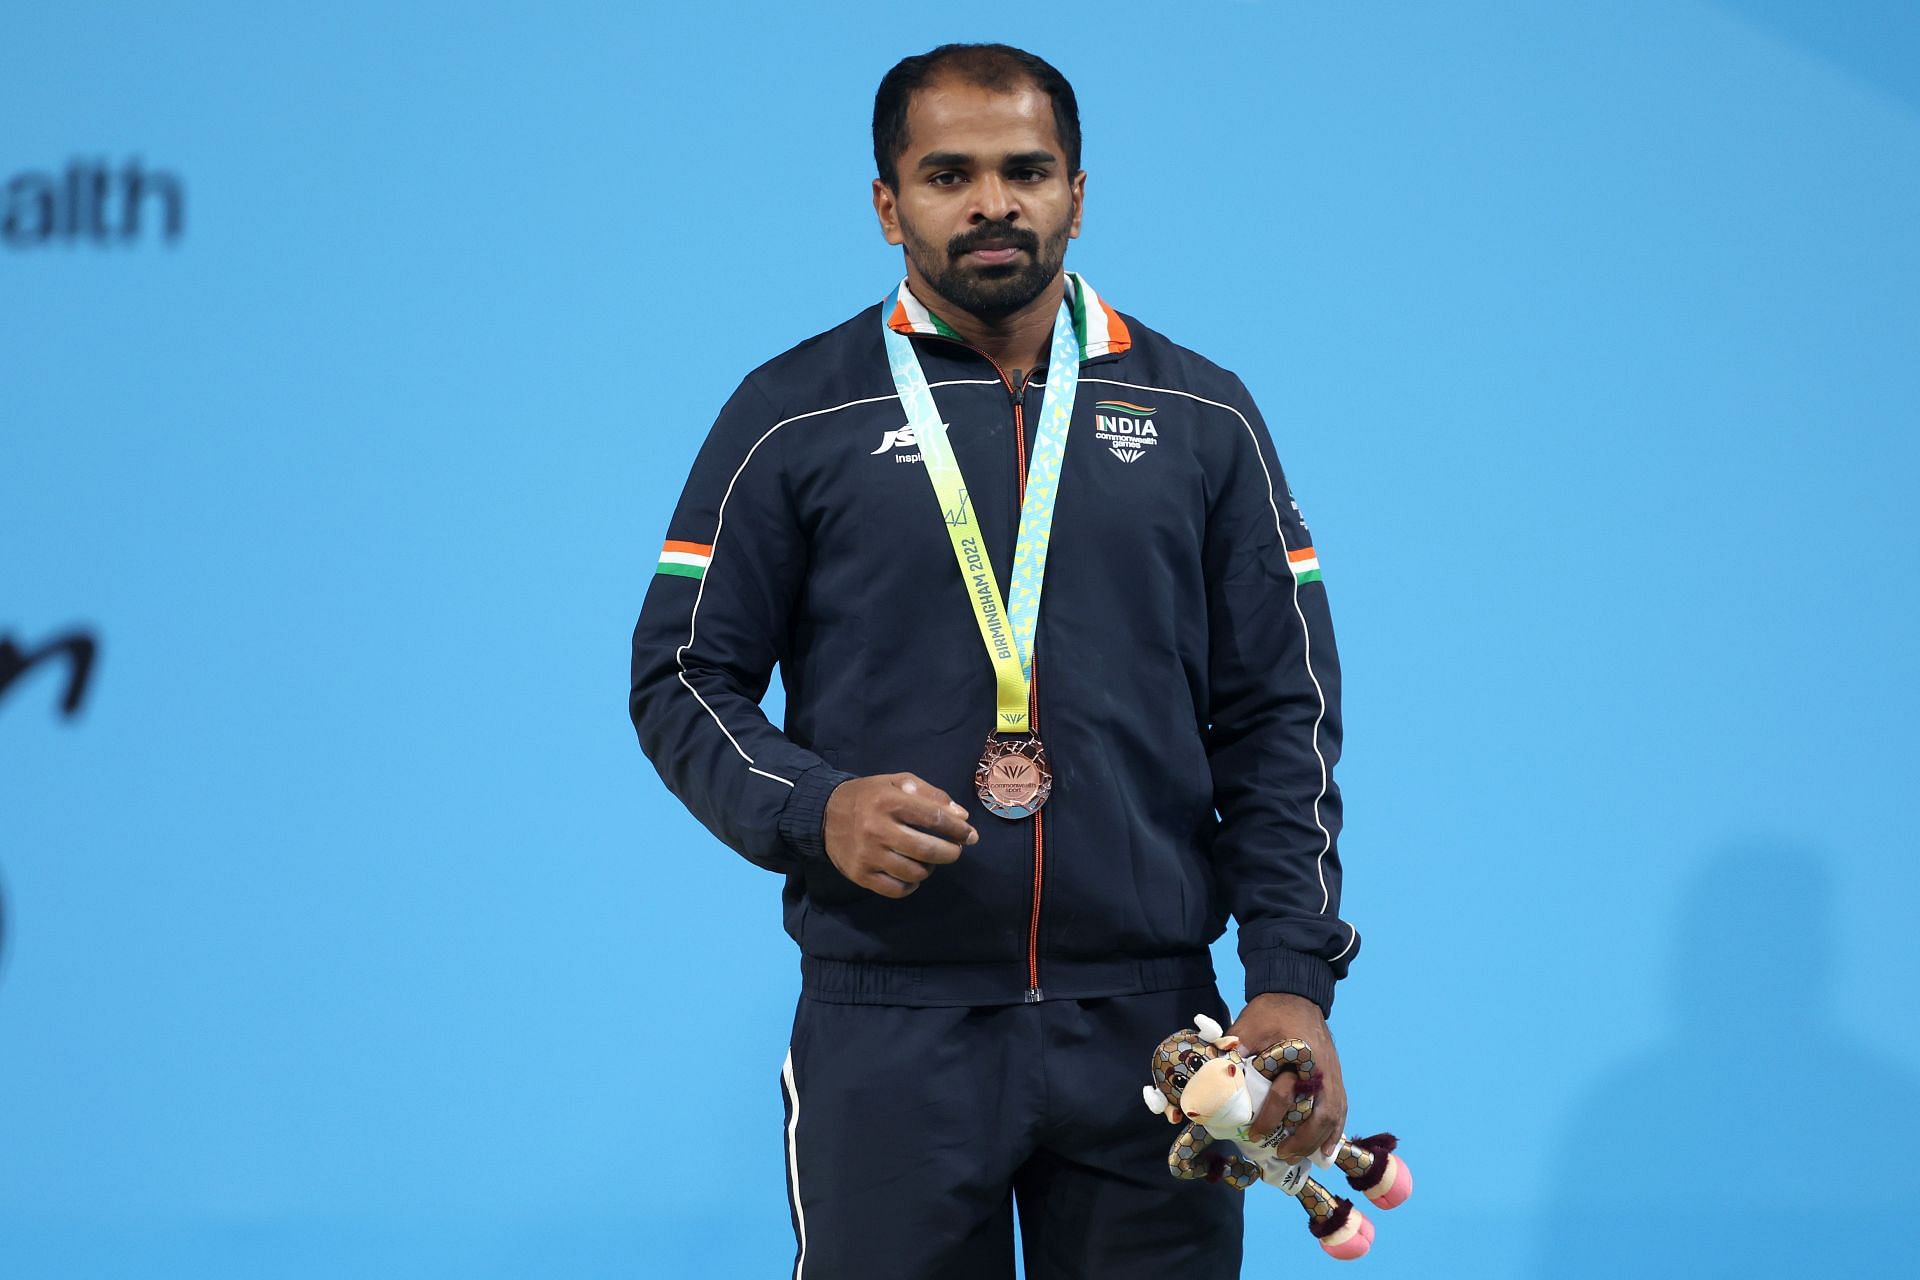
[891,796,978,846]
[864,870,918,899]
[899,807,976,848]
[1274,1103,1337,1162]
[860,801,970,857]
[1246,1078,1298,1144]
[877,849,933,884]
[926,810,981,846]
[893,775,979,842]
[1273,1084,1341,1161]
[887,824,967,866]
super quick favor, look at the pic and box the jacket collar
[886,271,1133,361]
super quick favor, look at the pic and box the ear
[1067,169,1086,240]
[873,178,905,247]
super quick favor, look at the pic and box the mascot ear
[1166,1105,1185,1124]
[1194,1014,1227,1043]
[1143,1086,1169,1114]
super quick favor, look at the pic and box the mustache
[947,221,1039,258]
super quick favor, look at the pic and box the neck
[906,267,1066,378]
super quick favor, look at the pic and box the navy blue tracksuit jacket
[630,273,1359,1014]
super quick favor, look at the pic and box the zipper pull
[1008,369,1025,404]
[1024,986,1045,1004]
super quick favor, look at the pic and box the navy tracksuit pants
[779,984,1244,1279]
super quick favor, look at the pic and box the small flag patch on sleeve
[657,539,713,579]
[1287,545,1322,584]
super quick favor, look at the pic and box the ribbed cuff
[1242,945,1338,1017]
[777,763,857,862]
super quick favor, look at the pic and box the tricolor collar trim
[886,272,1133,361]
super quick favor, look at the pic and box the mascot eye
[1171,1072,1188,1091]
[1183,1052,1207,1072]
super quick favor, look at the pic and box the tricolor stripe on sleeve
[1287,546,1322,584]
[657,539,714,579]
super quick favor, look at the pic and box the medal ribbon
[882,284,1081,736]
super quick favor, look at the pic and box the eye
[929,171,963,187]
[1171,1072,1188,1091]
[1011,167,1047,182]
[1183,1051,1207,1072]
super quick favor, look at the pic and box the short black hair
[872,44,1081,190]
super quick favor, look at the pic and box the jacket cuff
[1242,945,1338,1017]
[777,763,857,862]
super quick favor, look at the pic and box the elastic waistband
[799,952,1216,1007]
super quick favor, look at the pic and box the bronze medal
[976,733,1053,819]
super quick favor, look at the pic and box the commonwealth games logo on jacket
[1092,401,1158,463]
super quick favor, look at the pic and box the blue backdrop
[5,3,1917,1276]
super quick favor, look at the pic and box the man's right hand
[822,773,978,899]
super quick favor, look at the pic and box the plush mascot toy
[1142,1015,1411,1260]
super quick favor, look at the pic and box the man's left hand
[1227,992,1346,1163]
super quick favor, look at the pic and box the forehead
[900,77,1062,163]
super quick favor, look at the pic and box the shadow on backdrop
[1715,0,1920,115]
[1535,842,1919,1275]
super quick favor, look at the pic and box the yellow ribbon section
[883,291,1081,737]
[927,478,1032,734]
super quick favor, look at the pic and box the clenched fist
[1229,992,1348,1162]
[823,772,979,899]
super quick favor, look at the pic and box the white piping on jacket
[674,381,1003,787]
[1082,377,1340,917]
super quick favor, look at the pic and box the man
[630,43,1360,1278]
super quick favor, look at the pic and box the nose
[970,172,1020,224]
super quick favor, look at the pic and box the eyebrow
[914,149,1059,171]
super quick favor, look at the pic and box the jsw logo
[871,425,919,454]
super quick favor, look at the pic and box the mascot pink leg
[1143,1015,1413,1260]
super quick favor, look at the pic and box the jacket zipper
[1008,370,1047,1004]
[916,334,1052,1003]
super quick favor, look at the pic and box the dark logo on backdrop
[1,630,99,718]
[3,157,184,248]
[0,626,102,982]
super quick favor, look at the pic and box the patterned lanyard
[881,286,1081,736]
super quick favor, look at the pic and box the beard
[901,213,1072,319]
